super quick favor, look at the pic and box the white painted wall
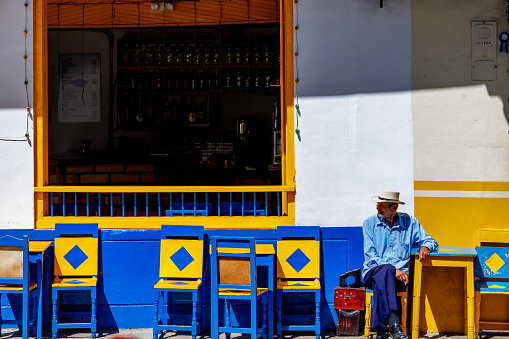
[294,0,414,227]
[412,0,509,183]
[0,1,34,228]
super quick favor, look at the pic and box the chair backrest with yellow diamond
[475,228,509,278]
[159,225,204,280]
[277,226,320,280]
[54,223,98,277]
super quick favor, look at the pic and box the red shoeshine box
[333,287,365,310]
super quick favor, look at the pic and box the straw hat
[371,189,405,205]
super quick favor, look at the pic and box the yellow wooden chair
[52,223,98,339]
[363,289,408,339]
[153,225,204,339]
[276,226,321,339]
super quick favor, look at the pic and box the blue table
[411,246,477,339]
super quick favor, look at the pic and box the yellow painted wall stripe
[415,181,509,192]
[415,190,509,198]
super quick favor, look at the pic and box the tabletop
[411,246,477,257]
[29,241,52,253]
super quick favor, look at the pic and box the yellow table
[411,246,477,339]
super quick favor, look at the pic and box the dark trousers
[364,264,407,328]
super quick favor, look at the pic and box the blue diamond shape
[64,245,88,269]
[170,247,194,271]
[286,248,310,273]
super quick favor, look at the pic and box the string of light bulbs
[294,0,301,141]
[0,1,31,142]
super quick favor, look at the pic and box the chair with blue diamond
[276,226,321,339]
[210,236,268,339]
[0,234,40,339]
[52,223,99,338]
[153,225,204,339]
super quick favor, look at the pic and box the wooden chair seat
[277,279,320,289]
[219,287,268,296]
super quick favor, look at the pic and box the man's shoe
[389,323,407,339]
[376,332,388,339]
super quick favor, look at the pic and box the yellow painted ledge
[415,181,509,191]
[36,216,295,230]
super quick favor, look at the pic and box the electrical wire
[0,0,32,142]
[294,0,301,141]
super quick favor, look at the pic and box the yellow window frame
[33,0,295,229]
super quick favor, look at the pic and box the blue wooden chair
[52,223,98,338]
[474,228,509,337]
[210,236,268,339]
[276,226,321,339]
[0,234,40,339]
[153,225,204,339]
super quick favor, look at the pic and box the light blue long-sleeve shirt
[362,212,438,279]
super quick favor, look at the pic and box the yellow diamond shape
[485,253,506,273]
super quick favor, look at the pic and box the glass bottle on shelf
[271,99,281,165]
[212,46,220,65]
[174,69,181,90]
[225,71,231,88]
[263,44,270,64]
[156,72,162,91]
[235,46,241,64]
[198,69,206,90]
[235,70,242,88]
[184,45,193,65]
[122,43,132,65]
[253,45,260,64]
[163,99,171,124]
[155,45,164,66]
[203,46,210,65]
[182,69,189,91]
[210,69,219,89]
[140,44,147,65]
[225,45,232,64]
[244,70,251,88]
[254,70,261,88]
[190,70,196,91]
[198,102,206,124]
[264,70,271,87]
[244,45,250,64]
[166,45,174,65]
[175,46,182,65]
[194,46,202,65]
[133,44,141,65]
[147,45,156,65]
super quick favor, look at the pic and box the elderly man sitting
[363,189,438,339]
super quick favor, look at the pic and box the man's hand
[395,268,409,284]
[418,246,430,262]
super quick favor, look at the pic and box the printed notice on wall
[58,54,101,123]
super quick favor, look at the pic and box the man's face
[376,202,397,219]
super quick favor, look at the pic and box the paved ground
[0,328,506,339]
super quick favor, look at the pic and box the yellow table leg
[467,259,475,339]
[412,259,423,339]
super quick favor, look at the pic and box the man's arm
[412,216,438,262]
[363,219,389,270]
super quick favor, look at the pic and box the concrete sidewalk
[0,329,499,339]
